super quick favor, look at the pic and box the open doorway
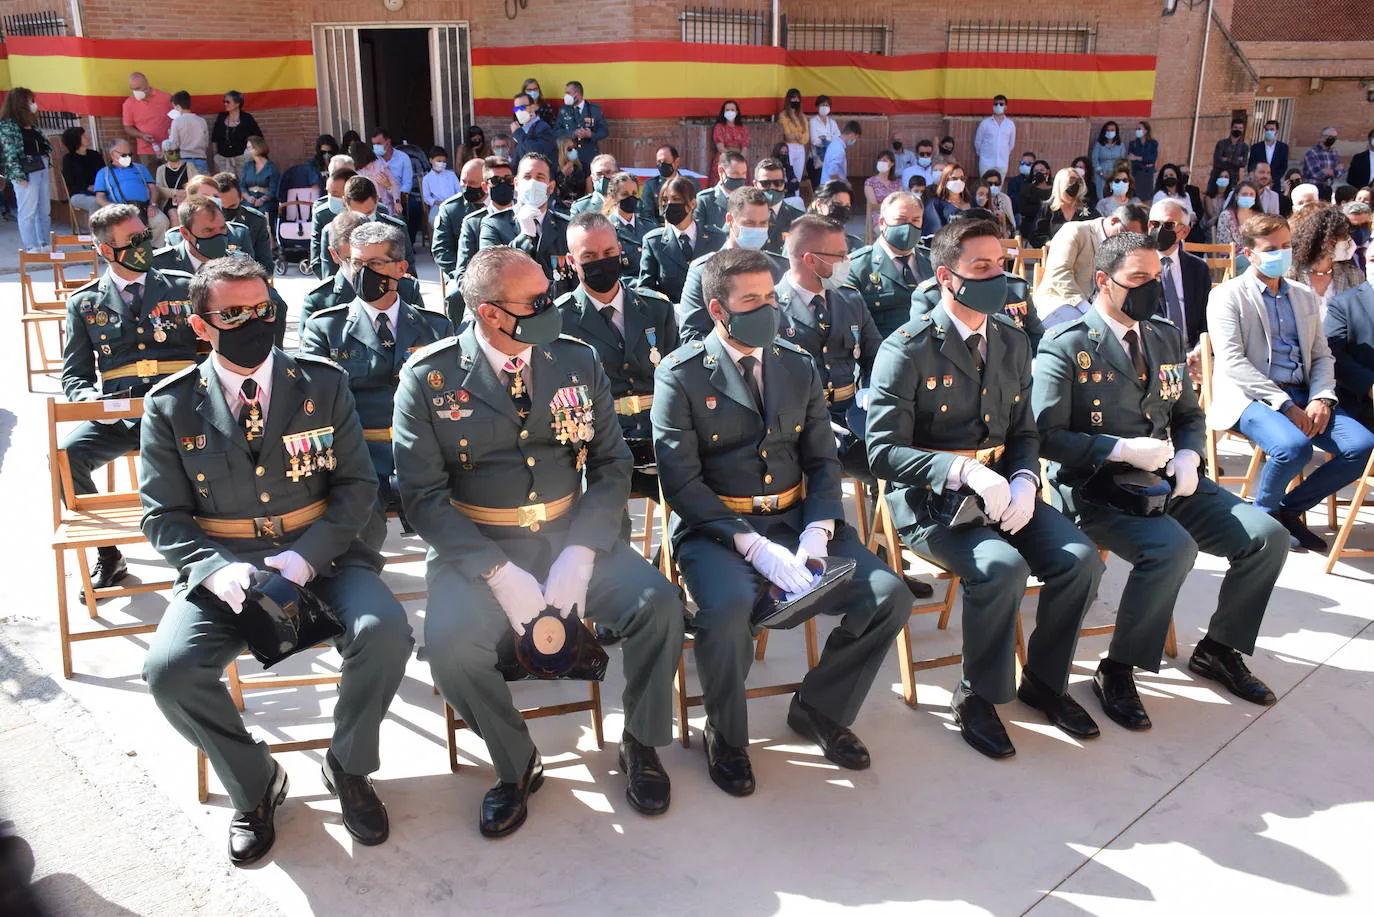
[358,28,434,151]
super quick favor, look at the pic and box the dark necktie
[1160,256,1185,329]
[900,255,916,286]
[239,377,264,453]
[600,305,624,346]
[738,355,764,414]
[123,281,143,316]
[504,356,531,419]
[966,333,985,375]
[1124,328,1148,383]
[811,294,830,333]
[376,312,395,350]
[679,231,693,262]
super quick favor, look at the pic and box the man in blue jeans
[1206,212,1374,552]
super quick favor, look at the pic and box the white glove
[542,545,596,619]
[794,525,830,563]
[487,562,547,632]
[963,462,1011,522]
[515,205,541,237]
[999,476,1037,535]
[855,387,873,410]
[1117,436,1175,472]
[203,562,256,614]
[739,533,814,594]
[264,550,315,587]
[1166,449,1201,499]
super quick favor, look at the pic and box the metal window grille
[1,11,79,131]
[783,18,891,55]
[947,20,1096,54]
[1250,97,1294,145]
[679,5,772,46]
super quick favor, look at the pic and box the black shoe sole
[1091,678,1152,731]
[478,772,544,839]
[1187,657,1277,706]
[229,772,289,866]
[321,767,389,846]
[618,748,671,816]
[1016,687,1100,740]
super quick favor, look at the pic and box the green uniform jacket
[430,193,483,276]
[765,201,804,256]
[61,268,196,400]
[478,207,572,287]
[138,349,381,594]
[557,284,679,441]
[693,185,731,232]
[309,199,335,278]
[613,215,651,280]
[775,276,882,407]
[318,211,414,281]
[636,174,670,225]
[637,222,727,304]
[1032,309,1205,515]
[866,305,1038,533]
[569,193,604,217]
[299,271,425,328]
[392,326,632,580]
[165,204,273,272]
[651,333,845,547]
[849,241,933,339]
[676,247,789,344]
[910,273,1046,353]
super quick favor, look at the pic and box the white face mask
[1333,239,1357,262]
[516,177,550,208]
[724,110,737,122]
[432,161,447,172]
[945,179,965,194]
[29,101,39,114]
[563,93,576,107]
[515,109,532,125]
[115,154,133,168]
[132,89,147,101]
[1074,166,1086,178]
[527,88,540,100]
[167,108,180,120]
[818,105,831,117]
[876,161,890,174]
[819,256,852,291]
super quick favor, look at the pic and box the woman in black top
[210,90,262,177]
[61,126,106,215]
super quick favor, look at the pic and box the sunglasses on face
[113,229,153,251]
[489,176,515,186]
[757,179,786,189]
[207,301,277,327]
[489,293,555,316]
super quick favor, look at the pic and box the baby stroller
[275,187,316,275]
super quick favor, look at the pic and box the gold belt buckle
[516,503,548,529]
[135,359,158,377]
[824,383,835,404]
[623,394,643,414]
[752,495,780,513]
[252,515,284,539]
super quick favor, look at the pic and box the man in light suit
[1036,204,1146,329]
[1206,212,1374,552]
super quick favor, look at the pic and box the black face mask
[1160,175,1178,189]
[662,202,688,225]
[580,255,622,295]
[358,265,396,303]
[215,317,275,369]
[787,98,801,108]
[657,162,674,178]
[488,181,515,207]
[940,145,954,154]
[1150,224,1178,252]
[1231,128,1243,138]
[1113,277,1163,322]
[193,232,230,260]
[462,185,484,203]
[892,140,903,150]
[1324,136,1337,148]
[222,205,241,222]
[827,204,852,224]
[617,195,639,216]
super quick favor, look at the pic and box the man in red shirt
[122,71,172,171]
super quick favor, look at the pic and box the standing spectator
[1302,127,1343,199]
[639,144,681,225]
[808,95,840,188]
[710,100,749,179]
[553,80,609,162]
[370,127,413,216]
[1347,127,1374,191]
[923,163,972,232]
[1289,203,1364,313]
[1090,122,1124,200]
[0,87,51,252]
[122,71,172,170]
[1249,162,1281,214]
[1249,119,1289,182]
[778,88,809,189]
[1006,151,1037,201]
[521,77,557,126]
[350,140,400,216]
[899,138,939,191]
[93,138,170,244]
[240,136,279,223]
[1215,180,1262,248]
[462,125,492,164]
[891,134,916,177]
[61,125,105,217]
[822,120,861,185]
[1027,167,1094,249]
[973,95,1015,176]
[422,146,458,228]
[166,92,209,172]
[511,92,556,162]
[1152,162,1194,220]
[555,139,588,207]
[864,150,902,236]
[933,136,958,171]
[1213,116,1250,178]
[1096,164,1138,218]
[154,146,199,215]
[979,169,1017,237]
[310,134,338,188]
[1127,120,1159,199]
[210,90,262,176]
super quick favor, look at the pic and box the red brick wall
[1259,77,1374,177]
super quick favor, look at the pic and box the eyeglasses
[809,251,849,260]
[206,301,277,327]
[347,257,400,272]
[757,180,786,190]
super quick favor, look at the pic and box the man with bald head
[1147,198,1212,355]
[123,72,172,171]
[571,153,619,216]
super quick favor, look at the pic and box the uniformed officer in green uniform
[850,191,933,338]
[434,156,515,324]
[429,157,488,281]
[694,151,749,232]
[139,257,413,865]
[635,144,681,226]
[1033,231,1287,727]
[300,210,425,327]
[62,203,197,588]
[164,173,273,273]
[568,153,618,216]
[310,167,354,278]
[317,175,415,280]
[606,173,650,280]
[300,220,453,548]
[867,218,1104,760]
[393,247,683,837]
[677,186,788,343]
[556,212,678,497]
[638,175,728,304]
[755,157,804,256]
[478,153,574,296]
[653,247,912,796]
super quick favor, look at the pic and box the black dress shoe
[903,575,935,599]
[91,548,128,590]
[786,695,871,769]
[950,683,1015,759]
[1189,641,1277,706]
[1092,661,1152,731]
[479,751,543,839]
[228,761,289,866]
[619,733,671,815]
[1272,509,1328,553]
[322,750,389,846]
[703,721,755,797]
[1017,670,1100,739]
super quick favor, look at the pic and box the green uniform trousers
[676,523,911,748]
[1075,482,1288,669]
[425,536,683,784]
[59,419,143,497]
[902,501,1102,704]
[143,567,413,811]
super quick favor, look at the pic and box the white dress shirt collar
[718,332,764,393]
[945,308,988,360]
[355,297,400,334]
[105,269,141,295]
[677,221,698,246]
[213,350,275,420]
[476,326,532,381]
[587,284,625,335]
[1098,306,1138,351]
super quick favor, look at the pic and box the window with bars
[679,5,772,46]
[947,20,1097,55]
[1,11,80,131]
[784,20,891,55]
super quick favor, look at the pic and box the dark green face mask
[492,295,561,345]
[946,269,1009,314]
[883,223,918,252]
[193,231,230,260]
[762,188,784,206]
[722,176,747,192]
[594,177,611,196]
[722,302,778,348]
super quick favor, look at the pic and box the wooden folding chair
[58,170,88,233]
[21,250,94,390]
[1324,450,1374,574]
[1199,332,1264,497]
[48,397,176,678]
[1183,242,1236,285]
[45,238,97,294]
